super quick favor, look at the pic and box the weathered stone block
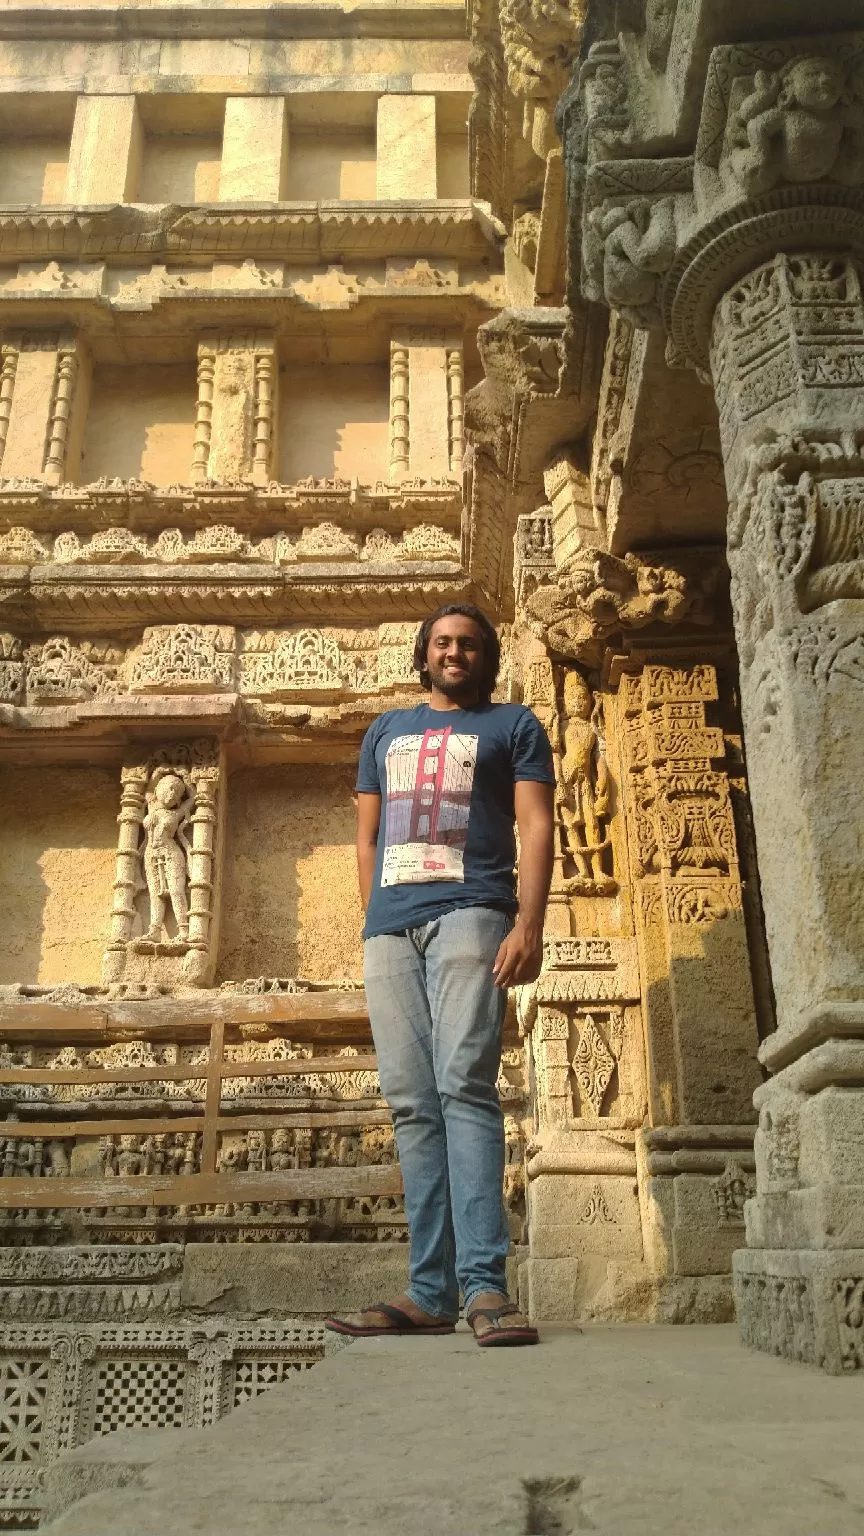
[181,1242,411,1314]
[527,1173,643,1260]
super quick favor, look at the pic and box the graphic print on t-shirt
[381,727,478,886]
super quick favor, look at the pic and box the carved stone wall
[512,558,762,1319]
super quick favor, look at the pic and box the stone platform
[41,1325,864,1536]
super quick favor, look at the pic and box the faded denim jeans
[363,905,512,1319]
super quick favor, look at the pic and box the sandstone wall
[0,765,117,984]
[216,766,365,985]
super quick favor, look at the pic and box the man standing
[326,604,555,1347]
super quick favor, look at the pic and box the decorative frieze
[0,622,427,709]
[0,519,460,570]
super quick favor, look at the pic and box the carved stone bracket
[519,539,720,667]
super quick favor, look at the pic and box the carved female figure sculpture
[141,770,193,944]
[556,671,616,895]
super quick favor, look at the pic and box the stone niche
[278,363,390,483]
[216,765,365,985]
[0,93,73,205]
[0,764,117,985]
[81,363,197,484]
[286,126,377,200]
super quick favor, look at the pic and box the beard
[427,662,480,702]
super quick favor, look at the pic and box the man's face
[425,615,486,701]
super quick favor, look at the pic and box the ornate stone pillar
[388,328,462,483]
[562,21,864,1367]
[709,253,864,1370]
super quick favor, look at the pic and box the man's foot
[325,1294,458,1337]
[465,1290,539,1347]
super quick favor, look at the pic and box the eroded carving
[724,55,864,198]
[526,547,718,666]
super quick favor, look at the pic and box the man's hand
[492,918,544,990]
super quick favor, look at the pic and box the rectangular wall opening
[80,364,197,484]
[435,95,471,199]
[278,362,389,482]
[0,93,75,204]
[136,95,225,203]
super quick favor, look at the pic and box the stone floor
[42,1325,864,1535]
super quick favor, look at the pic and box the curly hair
[412,604,501,704]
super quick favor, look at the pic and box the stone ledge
[40,1325,864,1535]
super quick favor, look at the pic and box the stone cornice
[0,270,505,344]
[0,478,462,534]
[0,565,475,626]
[0,3,469,40]
[0,202,504,265]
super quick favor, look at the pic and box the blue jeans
[363,905,512,1319]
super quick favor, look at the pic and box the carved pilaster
[0,343,18,471]
[192,345,215,485]
[194,333,278,483]
[615,660,759,1126]
[41,336,89,487]
[388,340,409,481]
[446,345,464,474]
[251,350,276,487]
[185,764,221,986]
[102,766,148,986]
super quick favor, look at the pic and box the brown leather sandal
[325,1302,458,1337]
[466,1301,539,1347]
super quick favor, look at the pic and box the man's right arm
[356,792,381,912]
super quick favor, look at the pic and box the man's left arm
[492,779,555,989]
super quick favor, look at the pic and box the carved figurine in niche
[556,672,616,895]
[141,769,194,945]
[726,55,864,197]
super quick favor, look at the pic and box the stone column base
[734,1249,864,1374]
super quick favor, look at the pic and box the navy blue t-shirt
[356,701,555,939]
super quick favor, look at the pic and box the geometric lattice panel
[232,1358,312,1407]
[92,1360,187,1436]
[0,1316,327,1528]
[0,1362,49,1464]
